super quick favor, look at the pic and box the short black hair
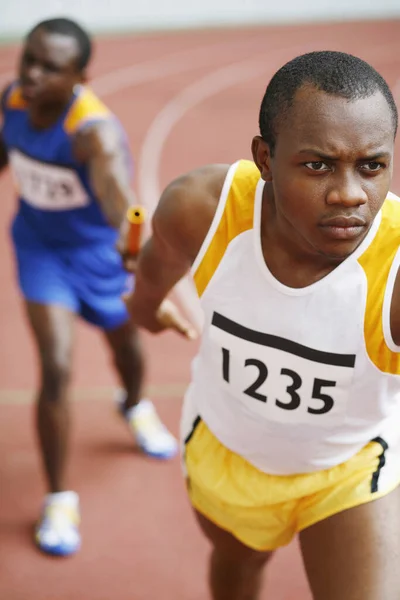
[27,17,92,71]
[259,50,398,155]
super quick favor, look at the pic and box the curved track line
[92,39,272,96]
[137,41,339,330]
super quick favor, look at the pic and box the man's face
[253,85,395,260]
[19,27,84,108]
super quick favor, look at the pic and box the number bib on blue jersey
[209,312,356,425]
[10,149,90,211]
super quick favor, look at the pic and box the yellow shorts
[184,419,399,552]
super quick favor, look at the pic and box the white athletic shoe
[116,392,178,460]
[35,491,81,557]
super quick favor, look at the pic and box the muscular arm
[128,164,229,332]
[73,119,135,229]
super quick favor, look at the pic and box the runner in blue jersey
[0,18,177,557]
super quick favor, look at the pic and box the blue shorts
[13,240,132,331]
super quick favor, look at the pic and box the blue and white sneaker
[117,393,178,460]
[35,491,81,557]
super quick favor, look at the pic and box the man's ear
[79,68,88,85]
[251,135,273,182]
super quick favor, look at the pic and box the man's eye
[304,162,330,171]
[361,162,383,172]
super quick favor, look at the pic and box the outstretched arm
[127,164,229,336]
[73,119,136,263]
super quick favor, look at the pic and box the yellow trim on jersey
[7,85,27,110]
[193,160,260,297]
[63,87,110,134]
[358,198,400,374]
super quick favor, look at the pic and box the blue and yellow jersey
[1,82,131,247]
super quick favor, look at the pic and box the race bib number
[209,312,356,425]
[9,149,90,211]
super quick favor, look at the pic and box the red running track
[0,20,399,600]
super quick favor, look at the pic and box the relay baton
[126,205,147,256]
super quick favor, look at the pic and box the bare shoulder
[72,119,122,162]
[153,164,230,263]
